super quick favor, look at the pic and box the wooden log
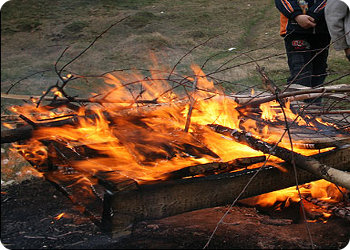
[208,124,350,190]
[1,103,179,144]
[102,147,350,237]
[1,125,34,143]
[163,155,266,180]
[1,112,134,143]
[242,114,350,149]
[1,115,80,143]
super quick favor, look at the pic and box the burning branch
[208,124,350,190]
[1,113,107,143]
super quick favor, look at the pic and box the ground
[1,177,349,249]
[1,0,350,249]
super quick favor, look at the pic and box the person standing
[275,0,331,90]
[325,0,350,61]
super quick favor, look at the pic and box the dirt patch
[1,178,349,249]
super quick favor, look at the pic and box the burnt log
[102,146,350,237]
[1,112,140,143]
[208,124,350,190]
[1,116,82,143]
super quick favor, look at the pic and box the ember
[54,212,65,221]
[240,179,347,218]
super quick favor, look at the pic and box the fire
[6,62,344,213]
[51,87,63,98]
[260,100,308,126]
[2,123,15,129]
[12,65,269,183]
[13,140,48,166]
[241,179,346,220]
[54,213,65,220]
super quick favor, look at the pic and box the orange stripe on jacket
[282,0,294,13]
[280,14,289,36]
[316,1,327,11]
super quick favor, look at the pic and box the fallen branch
[234,86,350,108]
[208,124,350,190]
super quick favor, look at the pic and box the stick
[208,124,350,189]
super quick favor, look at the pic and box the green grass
[125,11,159,28]
[101,0,159,9]
[238,0,274,48]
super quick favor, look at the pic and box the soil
[1,177,349,249]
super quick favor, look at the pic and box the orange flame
[54,213,65,220]
[260,100,308,126]
[7,62,342,210]
[241,179,346,212]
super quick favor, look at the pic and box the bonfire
[1,17,349,248]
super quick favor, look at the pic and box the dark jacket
[275,0,329,36]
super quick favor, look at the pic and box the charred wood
[208,124,350,189]
[304,197,350,222]
[1,115,80,143]
[163,155,266,180]
[1,112,126,143]
[103,147,350,236]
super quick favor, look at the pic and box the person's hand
[295,15,316,29]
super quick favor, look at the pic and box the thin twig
[58,16,130,75]
[168,33,223,80]
[5,70,52,94]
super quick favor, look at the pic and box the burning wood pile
[2,62,350,237]
[1,28,350,243]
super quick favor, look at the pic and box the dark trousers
[284,33,331,88]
